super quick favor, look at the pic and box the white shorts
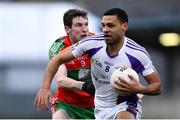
[94,101,142,120]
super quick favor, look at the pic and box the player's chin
[105,39,113,45]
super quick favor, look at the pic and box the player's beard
[105,35,120,46]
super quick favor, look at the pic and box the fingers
[34,93,43,111]
[114,79,121,85]
[88,32,95,36]
[128,74,137,82]
[33,95,38,110]
[38,95,49,111]
[44,95,50,111]
[33,89,52,111]
[114,77,128,86]
[117,86,129,92]
[34,94,44,111]
[41,96,46,111]
[117,79,129,89]
[114,77,130,93]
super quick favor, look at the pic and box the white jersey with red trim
[71,33,155,109]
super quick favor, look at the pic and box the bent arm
[139,71,162,95]
[55,64,95,96]
[117,71,162,96]
[55,64,84,90]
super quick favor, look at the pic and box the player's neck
[107,38,124,55]
[68,35,77,44]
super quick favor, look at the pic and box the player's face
[102,15,128,45]
[68,16,89,43]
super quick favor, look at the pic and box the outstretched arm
[43,47,75,89]
[34,47,75,111]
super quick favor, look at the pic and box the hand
[115,74,144,94]
[34,88,53,111]
[88,32,95,36]
[82,82,95,96]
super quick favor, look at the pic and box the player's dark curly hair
[63,9,88,27]
[103,8,128,23]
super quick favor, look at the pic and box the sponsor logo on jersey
[95,60,102,68]
[104,61,114,66]
[92,71,110,85]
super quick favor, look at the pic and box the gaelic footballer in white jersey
[71,33,156,119]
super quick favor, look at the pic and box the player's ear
[122,22,128,31]
[64,26,71,34]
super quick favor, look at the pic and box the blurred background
[0,0,180,119]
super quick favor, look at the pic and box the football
[110,67,139,96]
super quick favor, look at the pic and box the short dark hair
[63,9,88,27]
[103,8,128,23]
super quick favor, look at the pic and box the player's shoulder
[50,36,67,48]
[53,36,66,44]
[125,37,145,50]
[48,36,68,59]
[81,33,104,42]
[125,38,151,62]
[124,37,151,59]
[78,33,105,47]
